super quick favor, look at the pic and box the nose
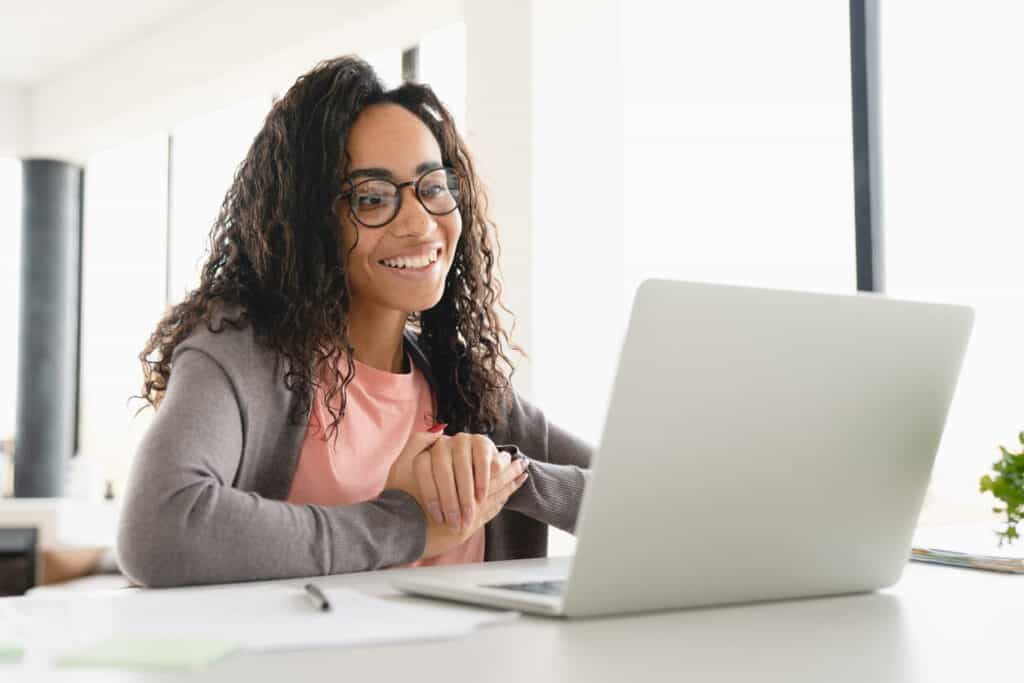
[391,184,437,237]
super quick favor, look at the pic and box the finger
[486,457,528,502]
[490,449,512,475]
[503,468,530,502]
[472,439,494,504]
[430,440,461,533]
[414,451,444,525]
[482,468,529,520]
[452,436,477,531]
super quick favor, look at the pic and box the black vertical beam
[850,0,885,292]
[402,46,420,84]
[72,168,84,457]
[14,159,83,497]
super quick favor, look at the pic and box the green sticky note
[0,643,24,660]
[58,638,238,672]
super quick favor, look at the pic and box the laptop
[392,278,974,618]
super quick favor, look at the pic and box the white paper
[8,585,519,653]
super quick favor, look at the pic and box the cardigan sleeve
[116,348,428,587]
[496,390,594,533]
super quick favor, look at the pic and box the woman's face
[338,103,462,316]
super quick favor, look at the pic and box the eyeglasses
[336,167,462,228]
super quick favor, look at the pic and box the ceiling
[0,0,208,85]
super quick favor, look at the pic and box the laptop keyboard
[487,580,566,596]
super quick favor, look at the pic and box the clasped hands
[385,425,529,559]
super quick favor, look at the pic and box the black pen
[303,582,332,611]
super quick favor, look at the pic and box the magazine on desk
[911,523,1024,573]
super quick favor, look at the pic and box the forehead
[345,104,442,174]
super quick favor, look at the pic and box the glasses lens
[350,179,399,227]
[417,168,460,215]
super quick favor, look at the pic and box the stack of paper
[911,523,1024,573]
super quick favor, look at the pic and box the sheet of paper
[57,637,238,671]
[9,584,518,655]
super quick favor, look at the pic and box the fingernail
[428,502,444,525]
[427,422,447,433]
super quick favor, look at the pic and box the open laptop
[392,278,974,618]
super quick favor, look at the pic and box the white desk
[3,556,1021,682]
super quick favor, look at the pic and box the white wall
[0,86,28,157]
[26,0,461,163]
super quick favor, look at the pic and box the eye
[356,193,387,208]
[420,182,447,199]
[352,181,397,212]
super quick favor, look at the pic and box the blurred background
[1,0,1022,554]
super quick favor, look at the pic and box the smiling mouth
[378,247,443,270]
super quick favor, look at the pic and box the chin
[396,292,445,316]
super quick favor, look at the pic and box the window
[534,0,857,446]
[169,97,271,301]
[623,1,855,312]
[79,135,168,494]
[0,158,21,463]
[880,3,1024,521]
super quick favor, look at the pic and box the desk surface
[4,556,1021,682]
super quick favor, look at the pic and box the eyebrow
[348,162,442,180]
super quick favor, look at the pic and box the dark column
[14,159,83,497]
[849,0,885,292]
[402,46,420,84]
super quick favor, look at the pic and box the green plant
[979,432,1024,545]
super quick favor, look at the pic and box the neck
[346,298,409,373]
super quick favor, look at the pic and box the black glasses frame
[336,166,461,228]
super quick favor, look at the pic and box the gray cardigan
[117,319,593,587]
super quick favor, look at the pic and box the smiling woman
[116,56,592,587]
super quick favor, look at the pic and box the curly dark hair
[138,55,522,437]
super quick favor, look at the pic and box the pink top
[287,350,485,568]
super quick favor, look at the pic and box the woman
[117,56,592,588]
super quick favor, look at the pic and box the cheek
[339,221,377,283]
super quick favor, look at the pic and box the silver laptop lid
[563,279,973,617]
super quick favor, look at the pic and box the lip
[378,243,444,262]
[377,246,444,280]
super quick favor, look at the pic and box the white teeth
[381,249,439,270]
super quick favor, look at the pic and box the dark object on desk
[0,527,37,596]
[304,582,332,611]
